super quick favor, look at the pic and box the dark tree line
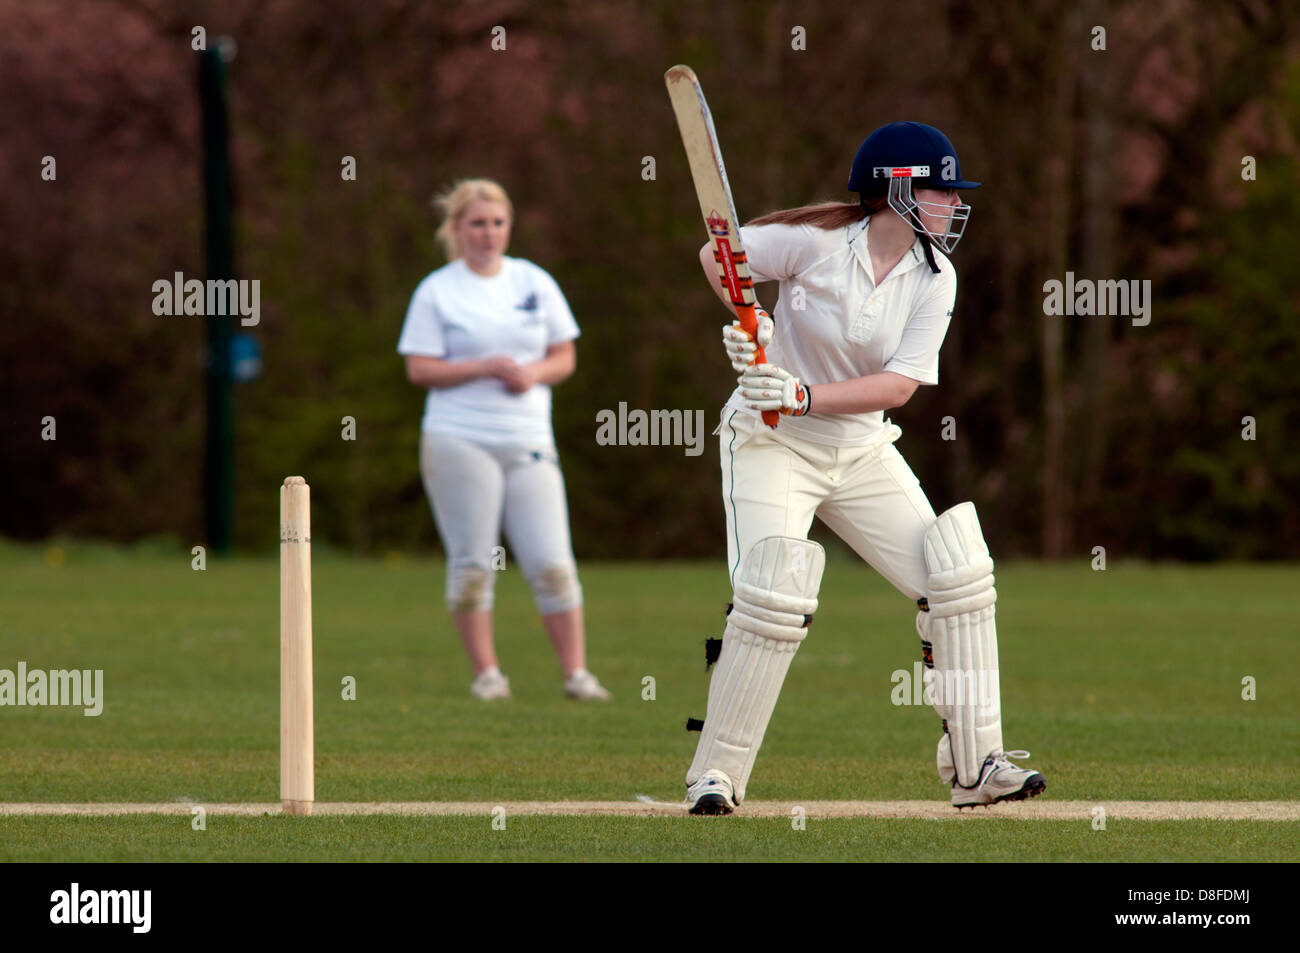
[2,0,1297,559]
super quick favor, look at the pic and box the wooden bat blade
[665,65,779,428]
[665,65,745,259]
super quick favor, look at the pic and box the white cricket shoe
[470,669,511,701]
[938,737,1046,809]
[686,769,737,815]
[564,670,612,701]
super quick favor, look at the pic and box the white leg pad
[687,537,826,804]
[921,502,1004,788]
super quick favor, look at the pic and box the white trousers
[419,431,582,615]
[719,410,936,600]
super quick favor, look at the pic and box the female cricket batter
[685,122,1046,813]
[398,179,611,702]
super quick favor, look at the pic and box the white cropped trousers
[419,431,582,615]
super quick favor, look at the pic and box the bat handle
[737,303,780,429]
[753,344,779,429]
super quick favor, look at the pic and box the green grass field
[1,539,1298,861]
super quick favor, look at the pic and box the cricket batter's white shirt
[398,257,580,446]
[725,218,956,447]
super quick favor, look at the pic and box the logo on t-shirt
[516,293,539,312]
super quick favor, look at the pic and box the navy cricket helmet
[848,121,980,193]
[847,121,979,258]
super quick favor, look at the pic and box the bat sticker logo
[706,211,731,237]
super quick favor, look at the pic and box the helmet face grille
[886,177,972,253]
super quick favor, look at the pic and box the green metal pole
[199,47,234,555]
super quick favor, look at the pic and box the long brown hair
[747,197,887,229]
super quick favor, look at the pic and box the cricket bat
[665,64,779,429]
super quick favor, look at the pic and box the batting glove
[721,308,774,372]
[739,363,811,416]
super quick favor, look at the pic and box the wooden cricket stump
[280,476,314,816]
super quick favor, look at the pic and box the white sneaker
[938,737,1046,809]
[470,669,511,701]
[686,769,737,815]
[564,670,612,701]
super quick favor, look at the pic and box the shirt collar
[850,216,927,285]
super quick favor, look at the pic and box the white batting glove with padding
[739,363,811,416]
[722,308,774,372]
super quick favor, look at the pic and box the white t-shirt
[397,257,580,446]
[725,218,956,447]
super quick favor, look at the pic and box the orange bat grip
[736,302,779,429]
